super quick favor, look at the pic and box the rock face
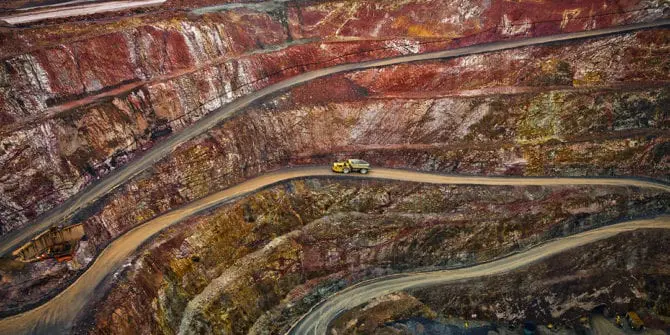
[0,9,290,233]
[1,0,669,333]
[76,29,670,259]
[1,26,669,318]
[0,0,667,235]
[327,229,670,334]
[2,27,669,236]
[74,178,669,334]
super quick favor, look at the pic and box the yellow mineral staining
[177,144,216,197]
[213,283,258,333]
[131,180,160,222]
[407,24,459,38]
[342,110,360,127]
[407,24,438,38]
[160,16,193,30]
[193,211,253,266]
[169,257,193,279]
[540,59,561,73]
[523,146,546,176]
[516,92,566,145]
[391,15,457,39]
[53,16,147,37]
[573,71,603,87]
[155,306,175,335]
[201,240,303,332]
[542,139,642,174]
[392,16,409,29]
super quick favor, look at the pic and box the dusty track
[0,0,166,24]
[288,214,670,335]
[0,167,669,334]
[1,20,669,259]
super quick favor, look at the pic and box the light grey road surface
[0,167,668,334]
[0,0,166,24]
[1,19,669,259]
[287,214,670,335]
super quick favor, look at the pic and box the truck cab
[332,159,370,174]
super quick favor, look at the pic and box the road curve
[1,19,669,258]
[0,167,669,334]
[288,214,670,335]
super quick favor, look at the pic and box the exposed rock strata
[1,28,668,235]
[73,179,669,334]
[75,57,670,255]
[0,1,668,330]
[2,29,668,316]
[0,0,667,234]
[324,229,670,334]
[405,229,670,333]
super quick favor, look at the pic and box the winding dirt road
[287,214,670,335]
[0,167,669,334]
[1,19,669,259]
[0,0,166,24]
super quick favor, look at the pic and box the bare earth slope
[289,216,670,334]
[2,167,667,334]
[1,20,667,257]
[1,0,668,237]
[0,1,669,334]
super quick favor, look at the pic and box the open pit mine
[0,0,669,334]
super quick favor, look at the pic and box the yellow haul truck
[332,159,370,174]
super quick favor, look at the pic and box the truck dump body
[347,159,369,167]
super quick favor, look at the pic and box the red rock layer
[0,1,667,233]
[1,27,668,235]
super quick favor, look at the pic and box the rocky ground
[1,25,668,327]
[1,0,667,235]
[67,178,670,334]
[328,229,670,334]
[1,0,669,333]
[3,26,669,313]
[2,26,668,242]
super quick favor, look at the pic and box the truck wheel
[343,168,350,174]
[360,168,368,174]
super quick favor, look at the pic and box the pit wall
[78,29,670,259]
[327,229,670,333]
[1,29,668,314]
[0,0,667,233]
[78,178,670,334]
[1,27,668,235]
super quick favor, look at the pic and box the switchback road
[288,214,670,334]
[1,19,669,259]
[0,167,669,334]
